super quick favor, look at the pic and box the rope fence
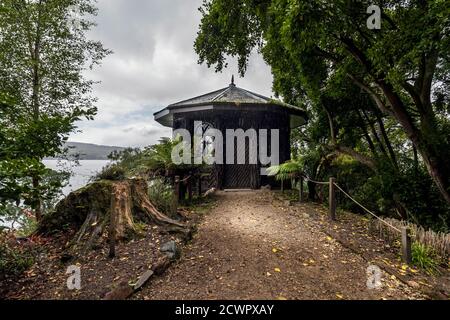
[299,175,412,263]
[303,176,330,185]
[333,183,402,233]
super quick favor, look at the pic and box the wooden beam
[329,177,337,221]
[172,176,180,216]
[401,227,412,264]
[299,176,304,202]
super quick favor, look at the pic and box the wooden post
[172,176,180,216]
[401,227,412,264]
[329,177,336,221]
[299,176,304,203]
[187,175,193,202]
[109,192,117,258]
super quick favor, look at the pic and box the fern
[268,160,303,181]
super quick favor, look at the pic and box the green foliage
[0,204,37,236]
[95,164,127,181]
[0,233,34,277]
[268,160,303,181]
[195,0,450,231]
[411,242,439,275]
[0,0,110,220]
[148,178,173,215]
[107,137,201,178]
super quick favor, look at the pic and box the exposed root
[38,178,191,253]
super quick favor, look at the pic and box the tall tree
[194,0,450,205]
[0,0,111,220]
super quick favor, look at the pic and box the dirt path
[136,190,423,300]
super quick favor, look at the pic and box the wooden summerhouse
[154,78,307,189]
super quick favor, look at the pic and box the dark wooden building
[154,78,307,190]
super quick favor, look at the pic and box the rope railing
[333,183,402,233]
[299,175,412,263]
[303,175,330,185]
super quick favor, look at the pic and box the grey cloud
[71,0,273,147]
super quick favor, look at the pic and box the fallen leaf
[336,294,344,299]
[272,248,278,253]
[274,268,281,273]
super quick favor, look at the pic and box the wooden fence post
[109,192,117,258]
[329,177,336,221]
[187,172,193,202]
[401,227,412,264]
[299,176,304,203]
[172,176,180,216]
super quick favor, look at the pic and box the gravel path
[136,190,422,300]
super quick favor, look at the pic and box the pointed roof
[169,85,270,107]
[154,78,307,128]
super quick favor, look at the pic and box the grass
[95,164,126,181]
[148,178,174,216]
[411,242,440,275]
[0,233,34,277]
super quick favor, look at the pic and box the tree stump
[38,178,191,254]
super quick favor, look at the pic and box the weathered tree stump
[38,178,191,253]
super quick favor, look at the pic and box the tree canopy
[0,0,111,220]
[195,0,450,229]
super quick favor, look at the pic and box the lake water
[43,160,110,196]
[1,160,109,228]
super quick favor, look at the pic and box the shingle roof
[154,78,308,128]
[169,83,275,107]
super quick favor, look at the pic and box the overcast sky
[70,0,274,147]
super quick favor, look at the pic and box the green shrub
[411,242,439,275]
[0,233,33,277]
[95,164,126,181]
[15,214,38,238]
[148,178,173,215]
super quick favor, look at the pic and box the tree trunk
[377,81,450,205]
[375,112,399,170]
[307,181,316,201]
[32,176,43,222]
[30,0,44,221]
[38,178,191,253]
[341,38,450,205]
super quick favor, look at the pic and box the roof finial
[231,75,235,86]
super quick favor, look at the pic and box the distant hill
[46,142,127,160]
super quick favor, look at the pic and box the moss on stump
[38,178,190,253]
